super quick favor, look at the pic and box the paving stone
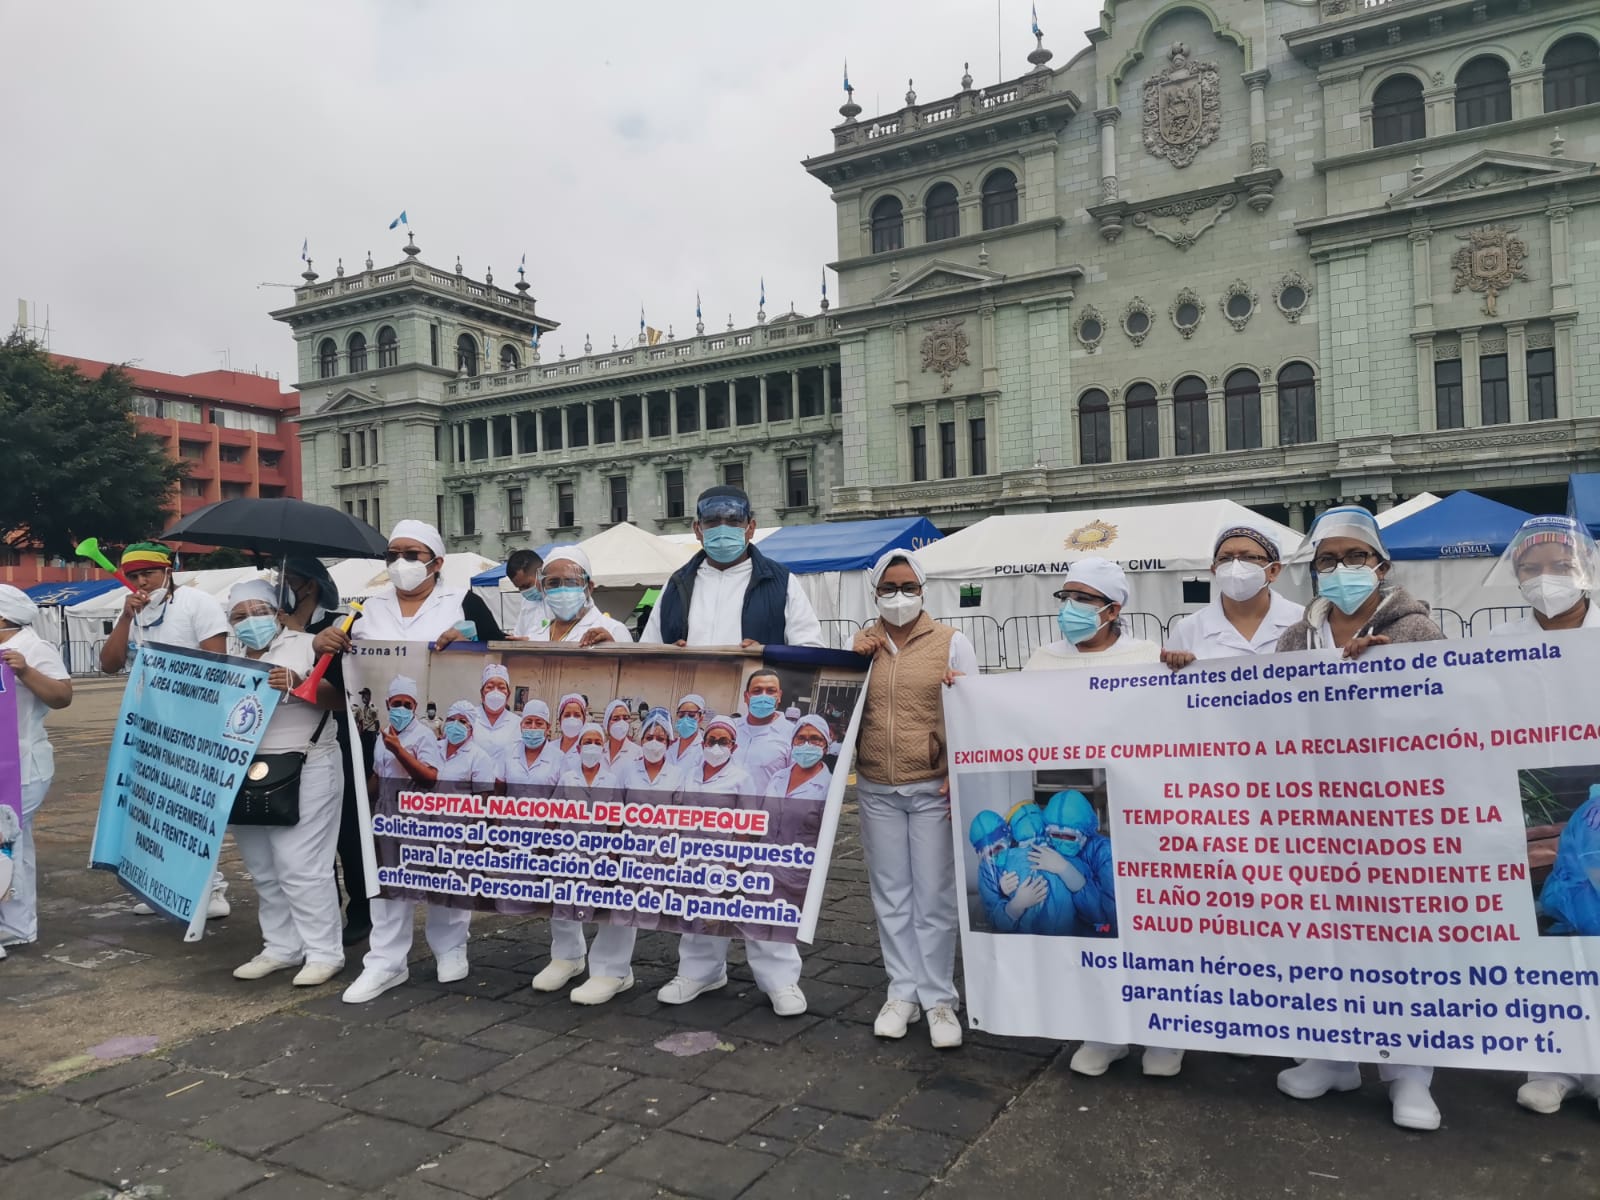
[532,1121,649,1189]
[932,1043,1049,1089]
[858,1124,964,1175]
[606,1129,775,1200]
[438,1094,608,1159]
[807,1112,877,1156]
[391,996,528,1041]
[375,1178,466,1200]
[511,1004,592,1036]
[556,1174,661,1200]
[41,1119,196,1184]
[97,1070,271,1130]
[474,1037,589,1091]
[192,1090,354,1155]
[584,1077,706,1126]
[463,1021,563,1055]
[238,1171,361,1199]
[789,980,865,1017]
[411,1139,540,1197]
[171,1012,326,1073]
[563,1011,683,1045]
[567,1037,723,1083]
[482,1171,557,1200]
[694,1047,825,1101]
[738,1147,926,1200]
[798,1061,922,1119]
[721,1007,821,1045]
[141,1145,275,1200]
[0,1092,110,1158]
[415,1039,512,1082]
[0,1155,102,1198]
[752,1104,831,1142]
[412,964,532,1001]
[793,1018,945,1071]
[297,986,432,1024]
[650,991,753,1028]
[666,1091,777,1141]
[502,1058,633,1108]
[892,1073,1013,1137]
[271,1114,461,1188]
[248,1025,427,1094]
[734,1131,797,1158]
[342,1071,486,1128]
[52,1055,174,1102]
[818,943,881,965]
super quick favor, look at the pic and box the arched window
[347,332,368,373]
[456,333,479,377]
[376,325,398,368]
[924,182,960,242]
[1125,383,1159,461]
[500,344,520,371]
[1456,56,1511,130]
[317,338,338,379]
[1372,75,1425,147]
[1545,36,1600,112]
[1173,375,1209,457]
[1277,363,1317,446]
[1078,389,1111,465]
[1224,369,1262,450]
[870,196,904,254]
[981,169,1019,230]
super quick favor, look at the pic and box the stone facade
[805,0,1600,529]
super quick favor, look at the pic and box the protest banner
[341,641,867,943]
[946,630,1600,1073]
[0,662,21,893]
[90,644,279,939]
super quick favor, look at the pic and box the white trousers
[1302,1059,1433,1086]
[551,920,637,978]
[856,778,959,1010]
[0,779,49,945]
[364,897,472,974]
[231,753,344,967]
[678,932,801,993]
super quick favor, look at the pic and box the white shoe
[1390,1077,1441,1131]
[768,984,807,1017]
[1069,1041,1129,1076]
[207,893,231,919]
[1517,1076,1574,1114]
[132,901,156,916]
[293,961,344,987]
[1141,1046,1185,1077]
[233,955,300,981]
[656,973,728,1005]
[1277,1059,1362,1100]
[873,999,921,1039]
[436,947,470,984]
[531,957,586,992]
[927,1005,963,1049]
[570,973,634,1005]
[342,966,409,1003]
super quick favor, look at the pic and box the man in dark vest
[640,484,823,1015]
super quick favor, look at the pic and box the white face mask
[146,585,169,607]
[578,744,604,769]
[1521,574,1587,619]
[609,719,630,741]
[560,715,584,739]
[877,592,924,626]
[388,558,430,591]
[1215,560,1268,603]
[641,740,667,764]
[701,743,732,768]
[482,690,507,714]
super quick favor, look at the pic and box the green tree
[0,334,187,558]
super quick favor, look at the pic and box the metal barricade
[1466,605,1530,634]
[1431,606,1471,639]
[816,618,862,651]
[933,615,1008,672]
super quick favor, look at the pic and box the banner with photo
[946,630,1600,1073]
[90,644,279,940]
[341,641,868,943]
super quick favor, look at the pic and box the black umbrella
[161,498,388,559]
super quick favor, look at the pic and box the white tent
[577,522,696,588]
[55,567,272,667]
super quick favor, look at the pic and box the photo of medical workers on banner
[342,641,866,944]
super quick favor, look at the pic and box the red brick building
[0,356,301,588]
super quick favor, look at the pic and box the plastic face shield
[696,496,751,525]
[1288,506,1388,568]
[1485,515,1600,592]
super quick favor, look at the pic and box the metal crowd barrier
[816,618,863,651]
[1465,605,1530,634]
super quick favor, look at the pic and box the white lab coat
[1165,592,1304,658]
[0,628,69,946]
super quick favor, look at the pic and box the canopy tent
[46,567,270,672]
[1568,473,1600,539]
[24,579,124,607]
[1376,492,1440,528]
[758,517,943,574]
[1381,491,1531,561]
[471,544,558,587]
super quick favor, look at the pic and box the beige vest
[855,614,957,786]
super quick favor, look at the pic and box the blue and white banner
[90,644,279,940]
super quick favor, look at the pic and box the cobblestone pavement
[1,685,1594,1199]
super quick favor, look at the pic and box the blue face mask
[232,615,279,650]
[520,586,543,604]
[388,706,414,732]
[545,586,587,621]
[791,743,825,769]
[702,525,748,565]
[521,727,546,749]
[443,720,470,746]
[747,694,778,719]
[453,620,478,641]
[1056,600,1107,645]
[675,715,700,739]
[1318,565,1380,615]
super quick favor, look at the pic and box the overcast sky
[1,0,1100,387]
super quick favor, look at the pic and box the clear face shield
[1485,516,1600,618]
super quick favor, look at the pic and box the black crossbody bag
[231,710,331,827]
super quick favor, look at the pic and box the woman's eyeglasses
[874,583,923,598]
[1312,549,1382,574]
[384,549,435,564]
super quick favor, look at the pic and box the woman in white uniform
[554,693,589,763]
[223,580,346,987]
[533,546,634,648]
[472,663,522,765]
[1162,525,1303,669]
[314,519,477,1004]
[616,711,686,795]
[669,693,706,771]
[0,586,72,956]
[501,699,563,788]
[600,698,643,770]
[437,700,500,792]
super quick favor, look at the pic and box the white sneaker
[293,961,344,987]
[927,1005,963,1049]
[767,984,807,1017]
[1141,1046,1185,1077]
[233,955,300,980]
[531,957,586,992]
[342,965,409,1003]
[436,947,470,984]
[873,999,921,1039]
[656,973,728,1005]
[1390,1076,1441,1131]
[1277,1059,1362,1100]
[132,901,156,916]
[570,973,634,1005]
[1069,1041,1129,1076]
[1518,1076,1575,1114]
[207,892,231,919]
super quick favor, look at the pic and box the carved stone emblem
[1142,43,1221,169]
[919,318,970,392]
[1451,225,1528,317]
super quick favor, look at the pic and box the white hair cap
[867,548,926,588]
[1062,557,1129,607]
[481,662,510,687]
[0,585,39,627]
[387,674,420,703]
[389,519,446,560]
[227,578,281,611]
[542,545,591,577]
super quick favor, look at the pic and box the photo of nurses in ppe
[1518,767,1600,937]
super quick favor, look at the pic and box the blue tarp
[1568,473,1600,539]
[757,517,944,574]
[471,543,557,586]
[24,578,124,606]
[1381,491,1531,561]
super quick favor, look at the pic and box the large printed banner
[947,630,1600,1073]
[342,641,867,943]
[91,644,279,940]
